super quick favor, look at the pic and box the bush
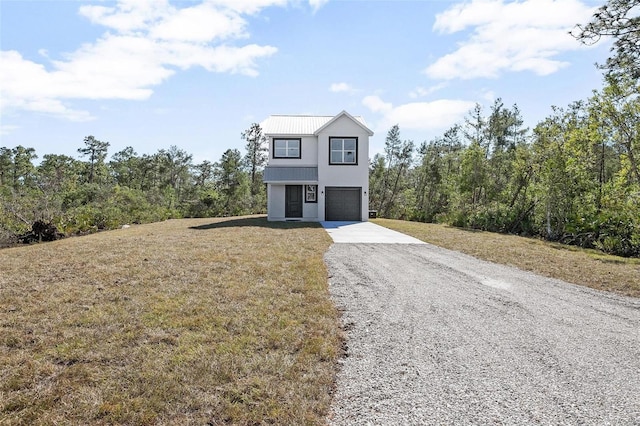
[594,214,640,257]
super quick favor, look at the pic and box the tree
[413,125,463,222]
[160,146,193,192]
[463,103,488,153]
[376,125,414,217]
[485,100,528,205]
[110,146,140,188]
[368,154,386,214]
[34,154,82,223]
[78,136,110,184]
[590,75,640,184]
[215,149,250,216]
[241,123,268,213]
[193,161,214,188]
[573,0,640,79]
[532,102,595,240]
[415,139,445,222]
[0,147,13,188]
[37,154,82,192]
[458,140,487,208]
[241,123,268,196]
[149,146,193,210]
[11,146,38,189]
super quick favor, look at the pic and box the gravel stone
[325,243,640,425]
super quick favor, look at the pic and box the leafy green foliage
[242,122,268,211]
[1,125,268,245]
[371,125,415,218]
[572,0,640,79]
[373,89,640,257]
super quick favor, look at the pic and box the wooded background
[2,0,638,257]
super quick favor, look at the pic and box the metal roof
[261,111,371,136]
[263,166,318,183]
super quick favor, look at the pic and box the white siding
[316,115,370,221]
[264,112,372,222]
[303,197,318,220]
[267,184,319,221]
[268,136,318,167]
[267,184,285,220]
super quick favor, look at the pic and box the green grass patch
[0,215,340,424]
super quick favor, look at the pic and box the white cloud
[0,50,99,120]
[150,3,247,42]
[78,0,171,33]
[209,0,289,15]
[362,95,475,132]
[330,82,353,93]
[480,89,496,102]
[362,95,392,113]
[2,0,282,120]
[309,0,330,12]
[425,0,596,80]
[1,125,20,136]
[409,83,448,99]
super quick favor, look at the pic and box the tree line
[2,0,638,257]
[369,0,640,257]
[370,75,639,257]
[0,124,268,246]
[2,78,638,256]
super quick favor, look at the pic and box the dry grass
[373,218,640,298]
[0,216,340,425]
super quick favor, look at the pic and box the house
[261,110,374,222]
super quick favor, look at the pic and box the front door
[285,185,303,218]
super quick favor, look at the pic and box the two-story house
[261,110,373,222]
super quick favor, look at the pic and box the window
[305,185,317,203]
[273,138,301,159]
[330,137,357,165]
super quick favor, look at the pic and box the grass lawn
[3,215,637,424]
[0,216,339,425]
[374,218,640,298]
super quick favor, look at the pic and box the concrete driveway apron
[321,221,425,244]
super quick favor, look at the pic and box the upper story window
[330,137,357,165]
[273,138,301,159]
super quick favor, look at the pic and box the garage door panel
[326,187,361,221]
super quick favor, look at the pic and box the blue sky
[1,0,610,164]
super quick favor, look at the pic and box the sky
[0,0,612,165]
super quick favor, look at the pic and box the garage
[325,187,361,221]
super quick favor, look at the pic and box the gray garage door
[325,187,361,221]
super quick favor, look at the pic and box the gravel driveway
[325,243,640,425]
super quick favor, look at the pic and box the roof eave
[313,110,374,136]
[263,132,316,137]
[263,180,319,184]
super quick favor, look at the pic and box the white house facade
[261,111,373,222]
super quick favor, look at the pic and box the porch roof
[263,166,318,183]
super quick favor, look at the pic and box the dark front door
[285,185,303,218]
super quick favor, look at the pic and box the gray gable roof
[261,110,373,136]
[313,110,374,136]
